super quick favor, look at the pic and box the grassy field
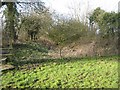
[1,55,119,88]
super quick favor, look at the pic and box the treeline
[1,2,119,57]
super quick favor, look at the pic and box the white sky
[0,0,119,18]
[43,0,119,16]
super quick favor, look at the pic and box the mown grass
[1,56,119,88]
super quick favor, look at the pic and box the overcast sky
[43,0,119,16]
[0,0,119,18]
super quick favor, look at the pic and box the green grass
[1,56,119,88]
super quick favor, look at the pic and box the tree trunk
[59,47,63,59]
[7,2,16,45]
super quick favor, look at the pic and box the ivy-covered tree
[1,2,18,46]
